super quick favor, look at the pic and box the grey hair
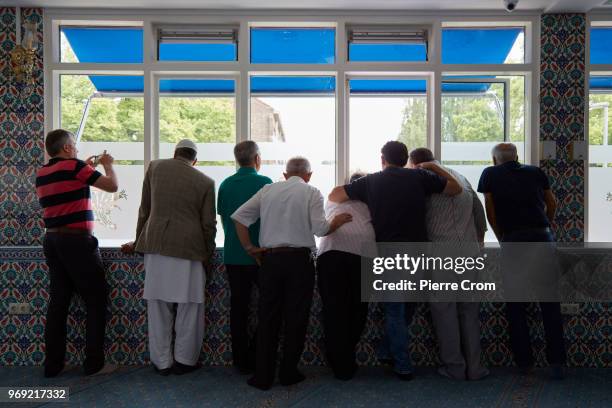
[285,156,312,175]
[234,141,260,166]
[492,143,518,164]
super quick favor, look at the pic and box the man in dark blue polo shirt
[329,141,463,380]
[477,142,566,379]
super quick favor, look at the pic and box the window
[60,74,144,245]
[60,26,143,63]
[348,26,428,62]
[349,78,428,174]
[158,78,237,246]
[441,76,526,241]
[590,27,612,65]
[250,76,336,195]
[157,26,238,61]
[50,16,536,248]
[441,26,525,64]
[250,27,335,64]
[588,76,612,241]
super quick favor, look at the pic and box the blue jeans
[380,302,417,374]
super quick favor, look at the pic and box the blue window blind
[250,28,335,64]
[590,28,612,65]
[61,27,143,63]
[159,43,237,62]
[441,27,522,64]
[250,76,336,94]
[349,43,427,62]
[159,79,235,93]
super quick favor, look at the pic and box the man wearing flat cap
[123,139,216,376]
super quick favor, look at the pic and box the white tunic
[143,254,206,304]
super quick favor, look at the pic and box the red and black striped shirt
[35,158,103,232]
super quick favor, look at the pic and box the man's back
[344,167,447,242]
[427,167,478,242]
[218,168,272,265]
[232,176,329,249]
[135,158,216,261]
[477,161,550,233]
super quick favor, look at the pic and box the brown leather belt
[264,247,311,255]
[46,227,91,235]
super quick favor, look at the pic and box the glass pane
[588,79,612,241]
[159,43,237,62]
[250,76,336,198]
[441,27,524,64]
[349,43,427,62]
[60,27,143,63]
[349,79,427,175]
[60,75,144,245]
[590,28,612,65]
[441,79,523,242]
[158,79,237,247]
[250,27,335,64]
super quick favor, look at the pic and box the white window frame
[584,14,612,241]
[44,10,540,243]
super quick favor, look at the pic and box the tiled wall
[540,14,585,242]
[0,7,45,246]
[5,247,608,368]
[0,10,610,368]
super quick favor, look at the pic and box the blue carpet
[1,366,611,407]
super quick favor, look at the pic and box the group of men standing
[36,128,566,386]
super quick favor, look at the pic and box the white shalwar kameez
[144,253,206,369]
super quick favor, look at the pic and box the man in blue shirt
[218,141,272,374]
[478,142,566,379]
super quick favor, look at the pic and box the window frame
[45,10,539,246]
[585,15,612,241]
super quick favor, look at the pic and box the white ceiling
[8,0,610,12]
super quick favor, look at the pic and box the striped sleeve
[74,160,103,186]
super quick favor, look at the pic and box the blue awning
[349,79,492,94]
[590,77,612,91]
[62,27,144,63]
[250,76,336,94]
[590,28,612,65]
[441,28,521,64]
[71,76,235,94]
[250,28,336,64]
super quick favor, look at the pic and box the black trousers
[502,228,566,368]
[43,233,107,375]
[226,264,259,370]
[253,250,315,387]
[506,302,566,367]
[317,250,368,378]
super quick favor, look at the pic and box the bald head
[492,143,518,165]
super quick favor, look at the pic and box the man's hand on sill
[121,241,136,254]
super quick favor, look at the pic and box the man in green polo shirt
[218,140,273,374]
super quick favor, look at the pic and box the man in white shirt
[232,157,352,391]
[317,172,377,381]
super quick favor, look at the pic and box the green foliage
[60,75,235,144]
[398,77,526,149]
[589,94,612,146]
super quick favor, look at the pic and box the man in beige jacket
[122,139,216,376]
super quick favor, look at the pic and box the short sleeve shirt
[477,161,550,234]
[344,167,447,242]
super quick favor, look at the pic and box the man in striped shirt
[36,129,118,377]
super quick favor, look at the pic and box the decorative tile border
[1,247,609,368]
[0,7,44,247]
[540,14,586,243]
